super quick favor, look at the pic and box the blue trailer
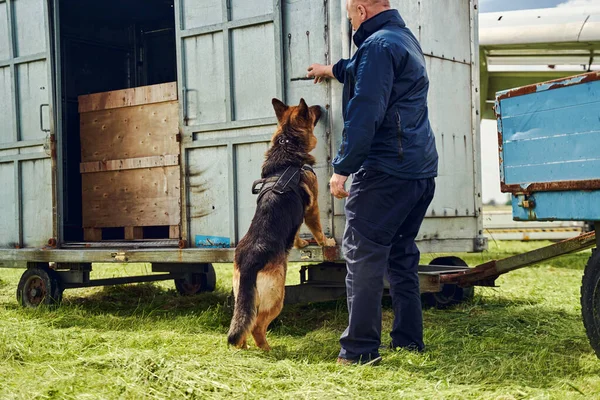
[440,71,600,358]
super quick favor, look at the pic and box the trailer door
[0,0,56,248]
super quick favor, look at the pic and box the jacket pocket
[395,111,404,161]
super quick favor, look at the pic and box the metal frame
[469,0,484,241]
[176,0,284,246]
[0,246,340,264]
[496,71,600,195]
[0,0,56,248]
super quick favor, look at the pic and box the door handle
[40,104,50,133]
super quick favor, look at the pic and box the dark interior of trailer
[58,0,177,242]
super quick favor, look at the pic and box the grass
[1,241,600,399]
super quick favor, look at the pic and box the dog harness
[252,165,315,204]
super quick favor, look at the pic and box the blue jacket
[332,9,438,179]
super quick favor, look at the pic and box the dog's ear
[298,98,310,120]
[309,105,322,126]
[272,98,288,122]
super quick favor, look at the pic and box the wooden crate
[79,82,181,241]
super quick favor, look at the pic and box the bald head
[346,0,391,30]
[348,0,390,10]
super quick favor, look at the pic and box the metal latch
[300,250,313,260]
[112,252,128,262]
[520,199,535,209]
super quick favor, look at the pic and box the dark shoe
[385,342,425,353]
[336,355,382,366]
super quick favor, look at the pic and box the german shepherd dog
[227,98,335,350]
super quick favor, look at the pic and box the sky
[479,0,599,13]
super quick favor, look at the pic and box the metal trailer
[436,71,600,357]
[0,0,485,306]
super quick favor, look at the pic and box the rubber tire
[581,249,600,358]
[17,265,63,307]
[174,263,216,296]
[421,256,475,309]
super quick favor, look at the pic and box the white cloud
[557,0,600,7]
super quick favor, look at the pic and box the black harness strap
[252,165,315,204]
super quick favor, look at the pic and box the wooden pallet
[84,225,180,242]
[79,82,181,241]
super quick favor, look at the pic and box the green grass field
[1,241,599,399]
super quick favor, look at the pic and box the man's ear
[272,98,288,122]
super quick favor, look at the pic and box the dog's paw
[325,237,336,247]
[294,238,309,249]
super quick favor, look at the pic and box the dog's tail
[227,268,258,347]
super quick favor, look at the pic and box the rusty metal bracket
[112,252,128,263]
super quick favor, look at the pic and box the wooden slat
[83,228,102,242]
[169,225,180,239]
[125,227,144,240]
[78,82,178,113]
[80,155,180,174]
[82,166,181,228]
[80,101,179,162]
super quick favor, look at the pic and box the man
[307,0,438,365]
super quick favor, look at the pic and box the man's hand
[330,173,349,199]
[307,64,334,84]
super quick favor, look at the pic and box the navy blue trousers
[338,168,435,361]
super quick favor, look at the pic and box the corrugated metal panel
[419,217,478,242]
[187,145,231,243]
[282,0,332,238]
[0,0,55,249]
[17,61,49,141]
[0,0,483,254]
[181,0,222,30]
[177,0,285,247]
[0,162,16,246]
[182,32,226,125]
[0,2,9,60]
[426,57,476,218]
[229,0,273,21]
[12,0,46,56]
[235,141,269,239]
[419,0,471,63]
[231,24,277,121]
[0,67,14,143]
[178,0,481,250]
[394,0,419,31]
[21,159,52,247]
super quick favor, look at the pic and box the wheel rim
[434,284,458,304]
[23,276,47,306]
[179,281,202,294]
[177,274,204,295]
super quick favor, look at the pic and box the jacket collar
[353,9,405,47]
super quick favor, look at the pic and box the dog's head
[271,98,322,151]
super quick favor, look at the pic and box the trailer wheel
[581,249,600,358]
[422,256,474,309]
[16,264,63,307]
[174,264,216,296]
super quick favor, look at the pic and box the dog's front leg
[293,229,309,249]
[303,197,336,247]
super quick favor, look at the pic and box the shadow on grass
[34,283,545,334]
[259,299,598,388]
[8,279,598,387]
